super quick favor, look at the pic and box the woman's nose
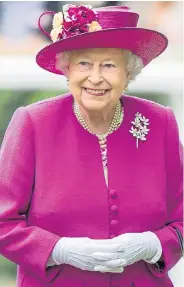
[88,66,104,84]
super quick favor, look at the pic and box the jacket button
[110,205,118,212]
[110,220,118,226]
[109,190,117,198]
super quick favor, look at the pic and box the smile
[83,88,109,96]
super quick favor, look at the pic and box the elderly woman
[0,4,183,287]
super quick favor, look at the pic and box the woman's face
[67,48,127,111]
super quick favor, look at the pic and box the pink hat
[36,4,168,75]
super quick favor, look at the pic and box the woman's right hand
[51,237,127,273]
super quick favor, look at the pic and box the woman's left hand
[92,232,162,272]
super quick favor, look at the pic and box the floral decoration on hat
[129,112,150,149]
[50,4,102,42]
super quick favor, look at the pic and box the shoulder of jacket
[21,92,73,125]
[25,92,72,113]
[123,94,167,119]
[24,93,73,119]
[123,94,166,110]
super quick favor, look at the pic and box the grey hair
[55,49,144,85]
[123,50,144,84]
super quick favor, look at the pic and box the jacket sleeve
[0,107,61,282]
[145,106,183,277]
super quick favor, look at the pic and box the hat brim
[36,27,168,75]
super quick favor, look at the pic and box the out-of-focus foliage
[0,255,16,277]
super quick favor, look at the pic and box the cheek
[68,75,84,102]
[116,71,127,90]
[69,82,81,100]
[107,66,126,80]
[69,69,86,87]
[108,73,126,91]
[69,74,82,90]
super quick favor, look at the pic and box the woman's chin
[81,98,108,111]
[80,93,110,110]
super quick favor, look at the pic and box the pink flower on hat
[63,5,99,36]
[50,4,101,42]
[67,5,97,24]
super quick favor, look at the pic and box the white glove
[92,232,162,271]
[50,237,127,273]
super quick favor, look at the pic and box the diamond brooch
[129,112,150,148]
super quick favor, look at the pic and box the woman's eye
[104,63,116,68]
[79,61,90,66]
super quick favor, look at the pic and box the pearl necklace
[73,100,124,169]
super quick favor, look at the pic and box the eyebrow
[102,58,116,62]
[77,55,116,62]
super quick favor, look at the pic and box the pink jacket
[0,94,183,287]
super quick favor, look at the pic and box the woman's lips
[83,88,109,96]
